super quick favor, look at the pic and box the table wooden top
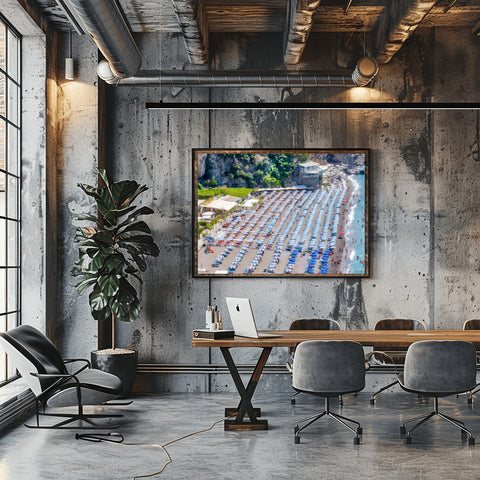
[191,330,480,348]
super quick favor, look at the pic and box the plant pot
[91,349,138,398]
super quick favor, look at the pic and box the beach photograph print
[193,149,368,277]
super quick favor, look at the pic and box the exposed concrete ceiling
[32,0,480,32]
[31,0,480,66]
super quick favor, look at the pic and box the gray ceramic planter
[91,349,138,397]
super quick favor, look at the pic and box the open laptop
[226,297,281,338]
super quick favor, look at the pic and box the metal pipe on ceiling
[113,68,356,87]
[65,0,141,83]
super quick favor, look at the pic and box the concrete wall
[56,28,480,392]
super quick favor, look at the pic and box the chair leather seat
[47,369,123,407]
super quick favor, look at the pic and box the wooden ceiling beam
[283,0,322,64]
[373,0,440,64]
[172,0,209,64]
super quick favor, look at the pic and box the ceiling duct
[66,0,141,83]
[113,68,356,87]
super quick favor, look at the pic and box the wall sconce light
[351,57,378,87]
[65,30,74,80]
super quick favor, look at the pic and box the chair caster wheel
[357,427,363,435]
[400,426,406,435]
[405,436,412,444]
[354,436,360,445]
[370,398,375,405]
[294,436,300,444]
[291,398,296,405]
[469,437,475,445]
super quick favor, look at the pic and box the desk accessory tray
[193,329,235,339]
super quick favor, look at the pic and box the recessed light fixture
[351,57,378,87]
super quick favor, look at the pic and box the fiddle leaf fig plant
[71,168,159,349]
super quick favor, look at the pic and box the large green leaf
[111,296,140,322]
[98,274,120,297]
[104,254,125,274]
[118,220,151,236]
[89,288,108,311]
[111,180,143,207]
[119,235,160,256]
[117,277,137,304]
[116,206,155,229]
[91,231,115,246]
[77,214,98,223]
[129,252,147,272]
[75,277,97,293]
[103,205,137,222]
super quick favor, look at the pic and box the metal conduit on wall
[66,0,141,82]
[115,68,356,87]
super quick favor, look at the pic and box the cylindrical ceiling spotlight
[65,30,74,80]
[351,57,378,86]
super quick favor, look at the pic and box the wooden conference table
[192,330,480,431]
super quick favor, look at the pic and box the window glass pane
[7,220,17,266]
[7,312,16,330]
[0,21,5,71]
[7,175,17,219]
[7,268,16,312]
[7,29,18,82]
[0,117,4,170]
[0,72,5,117]
[7,124,18,176]
[0,269,5,314]
[0,219,5,266]
[1,349,6,382]
[0,172,5,218]
[7,79,18,125]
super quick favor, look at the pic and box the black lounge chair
[0,325,124,429]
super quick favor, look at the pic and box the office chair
[398,340,477,445]
[0,325,124,429]
[285,318,341,405]
[292,340,366,445]
[367,318,426,405]
[461,319,480,403]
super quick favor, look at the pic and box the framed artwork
[193,149,369,278]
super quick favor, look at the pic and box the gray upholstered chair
[292,340,365,445]
[0,325,124,429]
[462,319,480,403]
[367,318,426,405]
[286,318,341,405]
[398,340,477,445]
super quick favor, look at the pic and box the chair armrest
[64,358,91,369]
[30,371,82,398]
[63,358,91,376]
[366,350,402,376]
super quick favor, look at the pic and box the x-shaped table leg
[220,346,272,431]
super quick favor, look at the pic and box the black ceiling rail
[145,101,480,110]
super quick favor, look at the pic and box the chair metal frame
[294,396,362,445]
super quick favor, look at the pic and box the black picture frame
[193,149,369,278]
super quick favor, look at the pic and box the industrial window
[0,15,21,386]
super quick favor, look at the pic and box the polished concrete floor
[1,391,480,479]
